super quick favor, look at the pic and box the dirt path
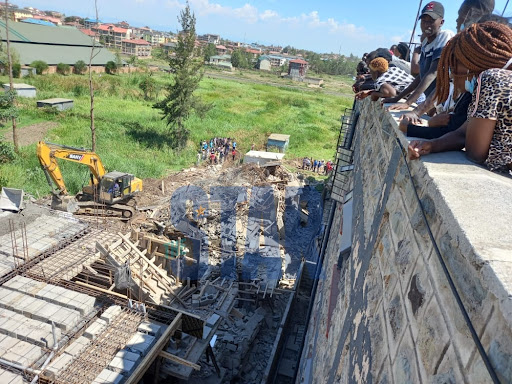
[3,121,58,147]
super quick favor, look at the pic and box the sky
[12,0,512,56]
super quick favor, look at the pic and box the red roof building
[92,24,132,49]
[288,59,308,78]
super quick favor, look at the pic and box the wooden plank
[125,313,183,384]
[159,350,201,371]
[117,233,186,307]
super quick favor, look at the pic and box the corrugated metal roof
[20,18,56,27]
[9,42,116,66]
[0,21,95,46]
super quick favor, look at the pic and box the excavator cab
[99,171,140,204]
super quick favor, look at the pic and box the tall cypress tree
[155,2,208,148]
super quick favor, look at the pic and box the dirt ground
[3,122,58,146]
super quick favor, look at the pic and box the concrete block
[115,349,140,363]
[1,318,23,337]
[92,368,124,384]
[44,352,75,379]
[0,335,20,357]
[206,313,221,327]
[36,305,80,332]
[63,336,91,357]
[84,318,108,340]
[0,369,24,384]
[2,337,42,366]
[125,332,155,355]
[31,303,59,323]
[100,305,122,324]
[108,356,136,375]
[137,321,162,337]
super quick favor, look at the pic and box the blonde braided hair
[435,21,512,103]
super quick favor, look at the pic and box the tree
[88,0,101,151]
[74,60,86,74]
[11,62,20,78]
[231,49,249,69]
[139,72,158,100]
[127,55,138,67]
[105,61,117,74]
[154,2,211,149]
[114,49,123,68]
[4,0,18,152]
[56,62,70,75]
[203,43,217,62]
[30,60,48,75]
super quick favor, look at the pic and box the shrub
[72,84,87,97]
[30,60,48,75]
[0,141,16,164]
[105,61,117,74]
[74,60,87,74]
[12,63,21,78]
[56,63,70,75]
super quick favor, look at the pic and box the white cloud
[160,0,402,54]
[260,10,279,20]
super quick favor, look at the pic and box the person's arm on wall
[408,120,468,159]
[370,83,397,101]
[465,118,496,163]
[389,59,439,111]
[410,46,421,76]
[382,76,420,104]
[398,91,438,124]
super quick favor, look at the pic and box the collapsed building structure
[0,162,326,383]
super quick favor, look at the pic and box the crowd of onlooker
[198,137,238,165]
[351,0,512,174]
[302,157,334,174]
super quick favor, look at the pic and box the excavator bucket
[51,194,79,214]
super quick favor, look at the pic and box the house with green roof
[0,21,117,73]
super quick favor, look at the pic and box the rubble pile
[4,159,326,384]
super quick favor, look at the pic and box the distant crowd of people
[198,137,238,165]
[351,0,512,174]
[302,157,334,174]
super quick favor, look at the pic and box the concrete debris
[0,158,325,384]
[0,188,24,212]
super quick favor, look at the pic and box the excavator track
[76,202,136,220]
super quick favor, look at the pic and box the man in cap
[385,1,454,109]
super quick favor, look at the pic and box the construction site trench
[0,160,328,384]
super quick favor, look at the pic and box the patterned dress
[468,68,512,172]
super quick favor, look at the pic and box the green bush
[105,61,117,74]
[30,60,49,75]
[12,63,21,78]
[72,83,87,97]
[0,141,16,164]
[56,63,70,75]
[74,60,87,74]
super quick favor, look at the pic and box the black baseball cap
[419,1,445,20]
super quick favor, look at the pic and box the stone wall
[297,99,512,383]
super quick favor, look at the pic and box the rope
[392,135,501,384]
[502,0,510,16]
[408,0,424,53]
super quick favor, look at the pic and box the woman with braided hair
[409,21,512,173]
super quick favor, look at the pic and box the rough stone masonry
[297,99,512,383]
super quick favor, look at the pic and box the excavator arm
[36,141,107,195]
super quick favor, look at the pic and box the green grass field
[0,71,352,196]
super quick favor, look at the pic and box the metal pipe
[30,321,58,384]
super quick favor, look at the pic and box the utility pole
[4,0,18,153]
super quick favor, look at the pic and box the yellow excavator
[37,141,143,219]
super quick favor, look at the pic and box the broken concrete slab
[0,188,24,212]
